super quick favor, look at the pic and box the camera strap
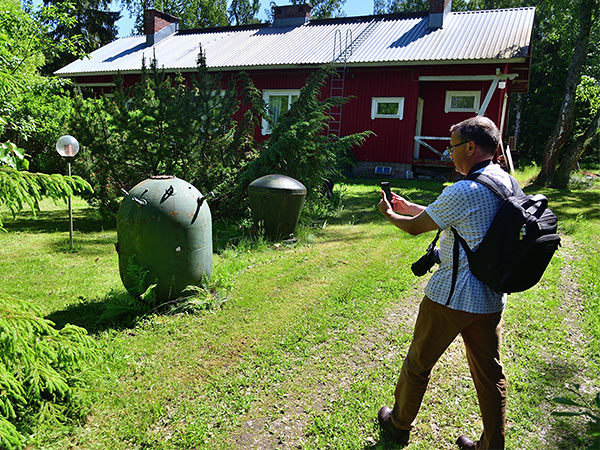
[428,228,442,251]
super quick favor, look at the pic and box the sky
[113,0,375,37]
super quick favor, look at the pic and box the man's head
[448,116,500,175]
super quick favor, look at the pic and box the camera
[411,245,441,276]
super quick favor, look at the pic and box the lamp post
[56,135,80,249]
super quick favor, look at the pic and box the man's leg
[461,313,506,450]
[391,297,466,430]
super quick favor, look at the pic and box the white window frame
[371,97,404,120]
[445,91,481,113]
[261,89,300,135]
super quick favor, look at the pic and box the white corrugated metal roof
[56,7,535,76]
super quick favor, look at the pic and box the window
[445,91,481,113]
[371,97,404,120]
[262,90,300,134]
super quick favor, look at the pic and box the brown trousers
[391,296,506,450]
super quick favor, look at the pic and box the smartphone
[380,181,393,204]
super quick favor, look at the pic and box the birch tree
[536,0,596,184]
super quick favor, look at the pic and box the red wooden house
[56,1,535,178]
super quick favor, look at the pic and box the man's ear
[467,141,476,156]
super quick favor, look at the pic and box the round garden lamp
[56,135,80,249]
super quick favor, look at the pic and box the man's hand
[377,189,438,235]
[378,190,393,215]
[378,190,421,217]
[390,192,415,215]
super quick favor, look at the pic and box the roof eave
[58,57,530,78]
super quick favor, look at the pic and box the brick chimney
[144,9,179,45]
[272,4,312,27]
[429,0,452,29]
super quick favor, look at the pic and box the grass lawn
[1,174,599,449]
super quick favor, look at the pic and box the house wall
[236,63,510,170]
[340,67,419,166]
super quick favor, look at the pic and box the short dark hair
[450,116,500,155]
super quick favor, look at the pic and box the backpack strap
[466,172,512,198]
[446,228,460,305]
[467,171,525,198]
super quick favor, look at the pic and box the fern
[0,294,98,449]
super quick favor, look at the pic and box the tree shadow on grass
[46,290,145,335]
[330,179,445,226]
[2,207,115,233]
[523,185,600,223]
[521,357,593,449]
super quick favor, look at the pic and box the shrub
[239,66,373,214]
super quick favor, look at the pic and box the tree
[0,294,98,450]
[41,0,120,74]
[228,0,260,25]
[553,76,600,185]
[0,142,93,229]
[537,0,596,185]
[0,0,86,172]
[373,0,427,13]
[71,49,259,217]
[373,0,522,14]
[374,0,386,14]
[268,0,347,20]
[122,0,228,32]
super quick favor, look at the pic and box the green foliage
[241,66,373,212]
[122,0,228,32]
[97,290,155,325]
[167,283,228,314]
[0,294,98,449]
[124,256,157,299]
[0,0,80,172]
[577,75,600,114]
[71,49,258,217]
[553,385,600,449]
[0,166,93,228]
[41,0,120,75]
[0,142,28,170]
[228,0,260,25]
[267,0,347,19]
[575,75,600,165]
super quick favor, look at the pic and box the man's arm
[378,191,439,236]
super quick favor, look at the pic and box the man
[376,116,514,450]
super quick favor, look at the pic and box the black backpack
[445,171,561,299]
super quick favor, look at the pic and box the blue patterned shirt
[424,163,513,314]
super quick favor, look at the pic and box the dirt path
[536,235,599,448]
[227,276,428,449]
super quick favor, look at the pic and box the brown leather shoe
[378,406,409,446]
[456,435,477,449]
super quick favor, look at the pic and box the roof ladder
[328,29,351,138]
[328,19,381,138]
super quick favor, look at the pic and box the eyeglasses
[444,140,471,156]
